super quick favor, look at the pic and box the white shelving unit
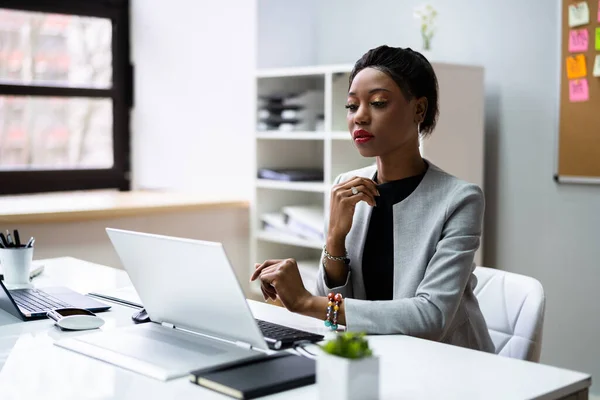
[250,63,485,296]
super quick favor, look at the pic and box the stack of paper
[261,205,325,243]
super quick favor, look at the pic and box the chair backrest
[473,266,545,362]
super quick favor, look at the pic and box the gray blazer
[316,161,495,353]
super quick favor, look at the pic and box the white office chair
[473,266,545,362]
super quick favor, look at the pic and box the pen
[6,232,13,247]
[0,233,7,248]
[13,229,20,247]
[26,238,35,248]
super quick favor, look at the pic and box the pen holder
[0,246,34,289]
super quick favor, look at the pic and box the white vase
[317,352,380,400]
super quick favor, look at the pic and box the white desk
[0,257,591,400]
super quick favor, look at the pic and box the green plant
[413,4,438,51]
[320,332,373,359]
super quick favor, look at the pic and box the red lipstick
[353,129,374,144]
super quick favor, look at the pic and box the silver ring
[351,186,359,195]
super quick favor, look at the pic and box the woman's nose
[353,106,370,125]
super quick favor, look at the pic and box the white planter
[317,352,380,400]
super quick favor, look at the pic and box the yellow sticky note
[566,54,588,79]
[569,1,590,27]
[593,55,600,77]
[596,27,600,50]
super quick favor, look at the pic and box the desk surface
[0,257,592,400]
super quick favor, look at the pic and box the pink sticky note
[598,0,600,21]
[569,79,589,102]
[569,29,589,52]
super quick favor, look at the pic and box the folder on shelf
[257,168,323,182]
[260,206,325,243]
[282,205,325,241]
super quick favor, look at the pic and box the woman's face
[346,67,424,158]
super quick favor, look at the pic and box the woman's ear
[414,97,428,124]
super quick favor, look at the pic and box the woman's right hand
[328,176,379,241]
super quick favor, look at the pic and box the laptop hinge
[161,322,175,329]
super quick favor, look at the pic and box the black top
[362,167,427,301]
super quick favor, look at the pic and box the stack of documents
[261,205,325,243]
[257,90,325,132]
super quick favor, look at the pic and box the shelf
[331,131,351,140]
[256,64,353,78]
[256,230,323,250]
[256,131,326,140]
[256,180,326,192]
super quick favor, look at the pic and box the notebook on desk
[55,228,323,381]
[189,353,316,399]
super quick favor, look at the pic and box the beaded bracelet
[324,292,342,330]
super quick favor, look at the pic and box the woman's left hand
[250,258,312,313]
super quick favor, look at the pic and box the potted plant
[317,332,379,400]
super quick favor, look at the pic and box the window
[0,0,131,194]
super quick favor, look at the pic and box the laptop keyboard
[255,319,323,346]
[10,289,71,313]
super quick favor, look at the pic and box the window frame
[0,0,132,195]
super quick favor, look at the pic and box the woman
[251,45,494,352]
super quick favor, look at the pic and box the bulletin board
[556,0,600,183]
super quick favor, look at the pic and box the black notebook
[189,353,315,399]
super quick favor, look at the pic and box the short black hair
[349,45,439,137]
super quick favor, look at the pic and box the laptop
[55,228,323,381]
[0,279,111,321]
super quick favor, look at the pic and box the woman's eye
[345,104,358,112]
[370,101,387,108]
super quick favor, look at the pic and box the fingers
[342,191,376,207]
[332,177,379,206]
[341,176,379,196]
[251,259,283,281]
[252,259,296,286]
[260,284,277,301]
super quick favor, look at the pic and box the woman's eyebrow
[348,88,392,96]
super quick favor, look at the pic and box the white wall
[130,0,256,198]
[257,0,318,68]
[311,0,600,393]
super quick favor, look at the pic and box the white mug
[0,247,34,289]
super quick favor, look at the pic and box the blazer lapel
[344,165,376,299]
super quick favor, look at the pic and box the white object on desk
[0,247,34,289]
[317,351,379,400]
[56,228,274,381]
[47,308,105,331]
[0,258,592,400]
